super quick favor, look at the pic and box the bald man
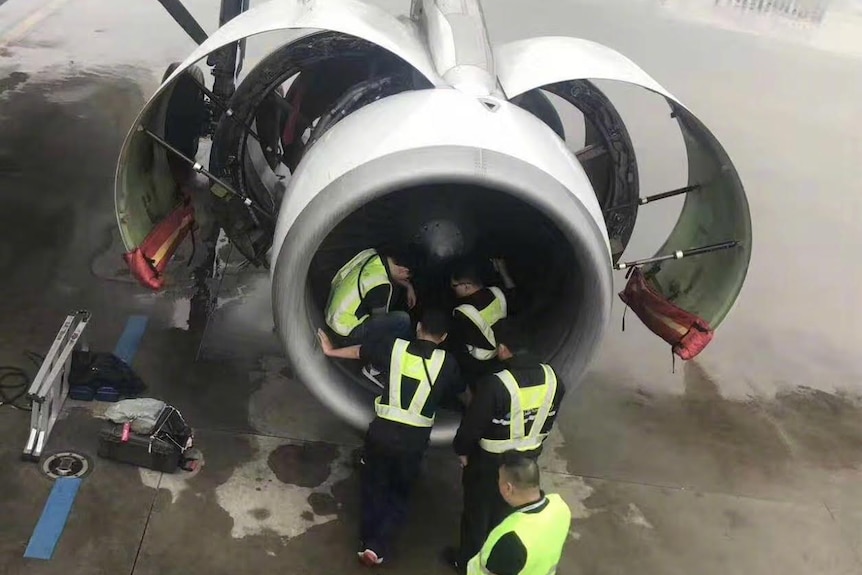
[464,451,572,575]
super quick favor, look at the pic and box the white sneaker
[361,365,384,388]
[358,548,383,567]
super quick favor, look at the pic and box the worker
[317,309,464,568]
[465,451,572,575]
[447,257,518,390]
[324,247,418,386]
[443,343,566,572]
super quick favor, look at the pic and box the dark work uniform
[452,353,566,567]
[447,287,520,387]
[359,336,464,558]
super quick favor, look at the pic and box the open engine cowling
[114,0,752,445]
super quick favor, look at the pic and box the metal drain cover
[41,451,92,479]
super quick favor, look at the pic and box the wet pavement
[1,0,862,574]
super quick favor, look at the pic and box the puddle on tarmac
[0,71,28,95]
[267,442,341,489]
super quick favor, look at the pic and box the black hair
[378,246,413,269]
[500,450,541,490]
[449,257,483,286]
[492,322,530,357]
[419,308,450,337]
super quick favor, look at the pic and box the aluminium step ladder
[22,310,91,462]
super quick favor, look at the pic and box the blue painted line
[24,478,82,560]
[113,315,148,365]
[24,315,148,559]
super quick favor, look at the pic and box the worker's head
[449,259,483,298]
[386,251,412,283]
[416,308,449,344]
[498,450,542,507]
[497,344,542,366]
[493,324,518,361]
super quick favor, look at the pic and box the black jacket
[362,336,464,452]
[453,353,565,458]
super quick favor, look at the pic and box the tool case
[97,405,192,473]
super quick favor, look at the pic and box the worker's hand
[406,282,417,310]
[497,343,513,361]
[458,455,468,468]
[317,328,334,355]
[491,258,515,289]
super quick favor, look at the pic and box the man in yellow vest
[466,451,572,575]
[444,343,566,572]
[447,258,519,390]
[324,247,418,386]
[317,309,464,568]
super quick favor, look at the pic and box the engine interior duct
[273,150,612,444]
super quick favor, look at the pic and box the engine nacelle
[114,0,751,445]
[271,87,613,442]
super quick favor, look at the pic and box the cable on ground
[0,351,44,411]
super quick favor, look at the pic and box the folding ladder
[22,310,91,462]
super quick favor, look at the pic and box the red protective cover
[281,77,306,147]
[618,267,714,360]
[123,202,195,291]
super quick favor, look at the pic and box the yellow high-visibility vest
[325,249,392,337]
[374,338,447,427]
[466,494,571,575]
[454,286,507,360]
[479,365,557,453]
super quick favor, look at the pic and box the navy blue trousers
[359,439,424,558]
[344,311,412,348]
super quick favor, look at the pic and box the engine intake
[270,89,612,443]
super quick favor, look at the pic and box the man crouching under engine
[317,309,464,567]
[323,247,418,387]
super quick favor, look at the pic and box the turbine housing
[114,0,751,446]
[270,88,614,443]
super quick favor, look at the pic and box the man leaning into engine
[323,247,418,386]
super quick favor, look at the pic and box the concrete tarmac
[1,0,862,574]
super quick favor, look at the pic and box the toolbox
[97,405,192,473]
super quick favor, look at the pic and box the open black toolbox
[97,406,192,473]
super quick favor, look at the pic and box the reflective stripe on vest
[466,494,572,575]
[374,338,446,427]
[325,249,392,337]
[479,364,557,453]
[454,286,507,360]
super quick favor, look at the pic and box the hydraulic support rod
[604,184,702,214]
[614,240,740,270]
[138,127,272,222]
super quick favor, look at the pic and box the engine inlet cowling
[271,89,613,444]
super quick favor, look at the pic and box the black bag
[97,405,193,473]
[69,351,147,399]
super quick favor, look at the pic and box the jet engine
[115,0,752,443]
